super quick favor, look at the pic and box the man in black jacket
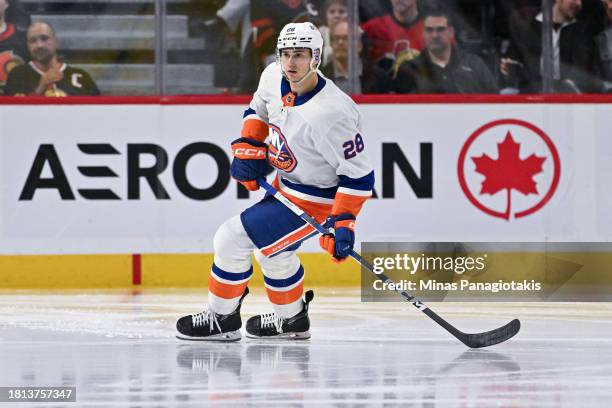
[394,10,498,94]
[501,0,599,93]
[5,21,99,96]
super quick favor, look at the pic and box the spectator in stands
[428,0,493,58]
[239,0,321,92]
[5,21,100,96]
[321,20,390,93]
[318,0,348,66]
[595,0,612,91]
[361,0,426,75]
[500,0,599,93]
[0,0,27,94]
[394,10,498,94]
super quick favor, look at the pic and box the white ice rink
[1,289,611,407]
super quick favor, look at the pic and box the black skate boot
[176,287,249,341]
[245,290,313,340]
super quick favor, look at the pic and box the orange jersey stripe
[241,118,268,142]
[208,275,249,299]
[266,282,304,305]
[273,177,331,223]
[261,224,316,257]
[331,192,371,217]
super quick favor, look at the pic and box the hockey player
[176,22,374,341]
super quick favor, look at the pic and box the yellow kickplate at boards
[0,255,132,288]
[0,253,359,288]
[140,253,358,287]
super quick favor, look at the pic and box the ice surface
[1,289,611,407]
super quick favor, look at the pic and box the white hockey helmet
[276,22,324,70]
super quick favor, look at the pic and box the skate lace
[191,309,221,333]
[260,312,283,334]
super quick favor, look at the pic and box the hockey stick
[258,177,520,348]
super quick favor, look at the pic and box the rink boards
[0,98,611,288]
[0,253,357,288]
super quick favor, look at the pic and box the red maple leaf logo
[472,131,546,220]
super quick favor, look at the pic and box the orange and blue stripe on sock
[208,263,252,300]
[263,265,305,306]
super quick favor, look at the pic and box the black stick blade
[460,319,521,348]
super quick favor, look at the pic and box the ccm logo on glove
[230,138,269,191]
[232,144,267,159]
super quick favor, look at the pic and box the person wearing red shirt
[361,0,425,69]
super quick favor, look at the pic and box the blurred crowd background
[0,0,610,96]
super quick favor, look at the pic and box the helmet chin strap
[281,59,318,86]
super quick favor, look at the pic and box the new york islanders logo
[268,124,298,172]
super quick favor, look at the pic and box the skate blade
[176,330,241,342]
[246,331,310,340]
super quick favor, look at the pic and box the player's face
[27,24,57,64]
[424,16,454,52]
[280,48,313,82]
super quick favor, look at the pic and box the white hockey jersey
[241,63,374,220]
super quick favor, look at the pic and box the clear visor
[276,47,320,70]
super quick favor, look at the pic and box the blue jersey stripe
[280,75,326,106]
[281,178,338,199]
[338,171,375,191]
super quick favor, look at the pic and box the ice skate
[176,287,249,341]
[246,290,313,340]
